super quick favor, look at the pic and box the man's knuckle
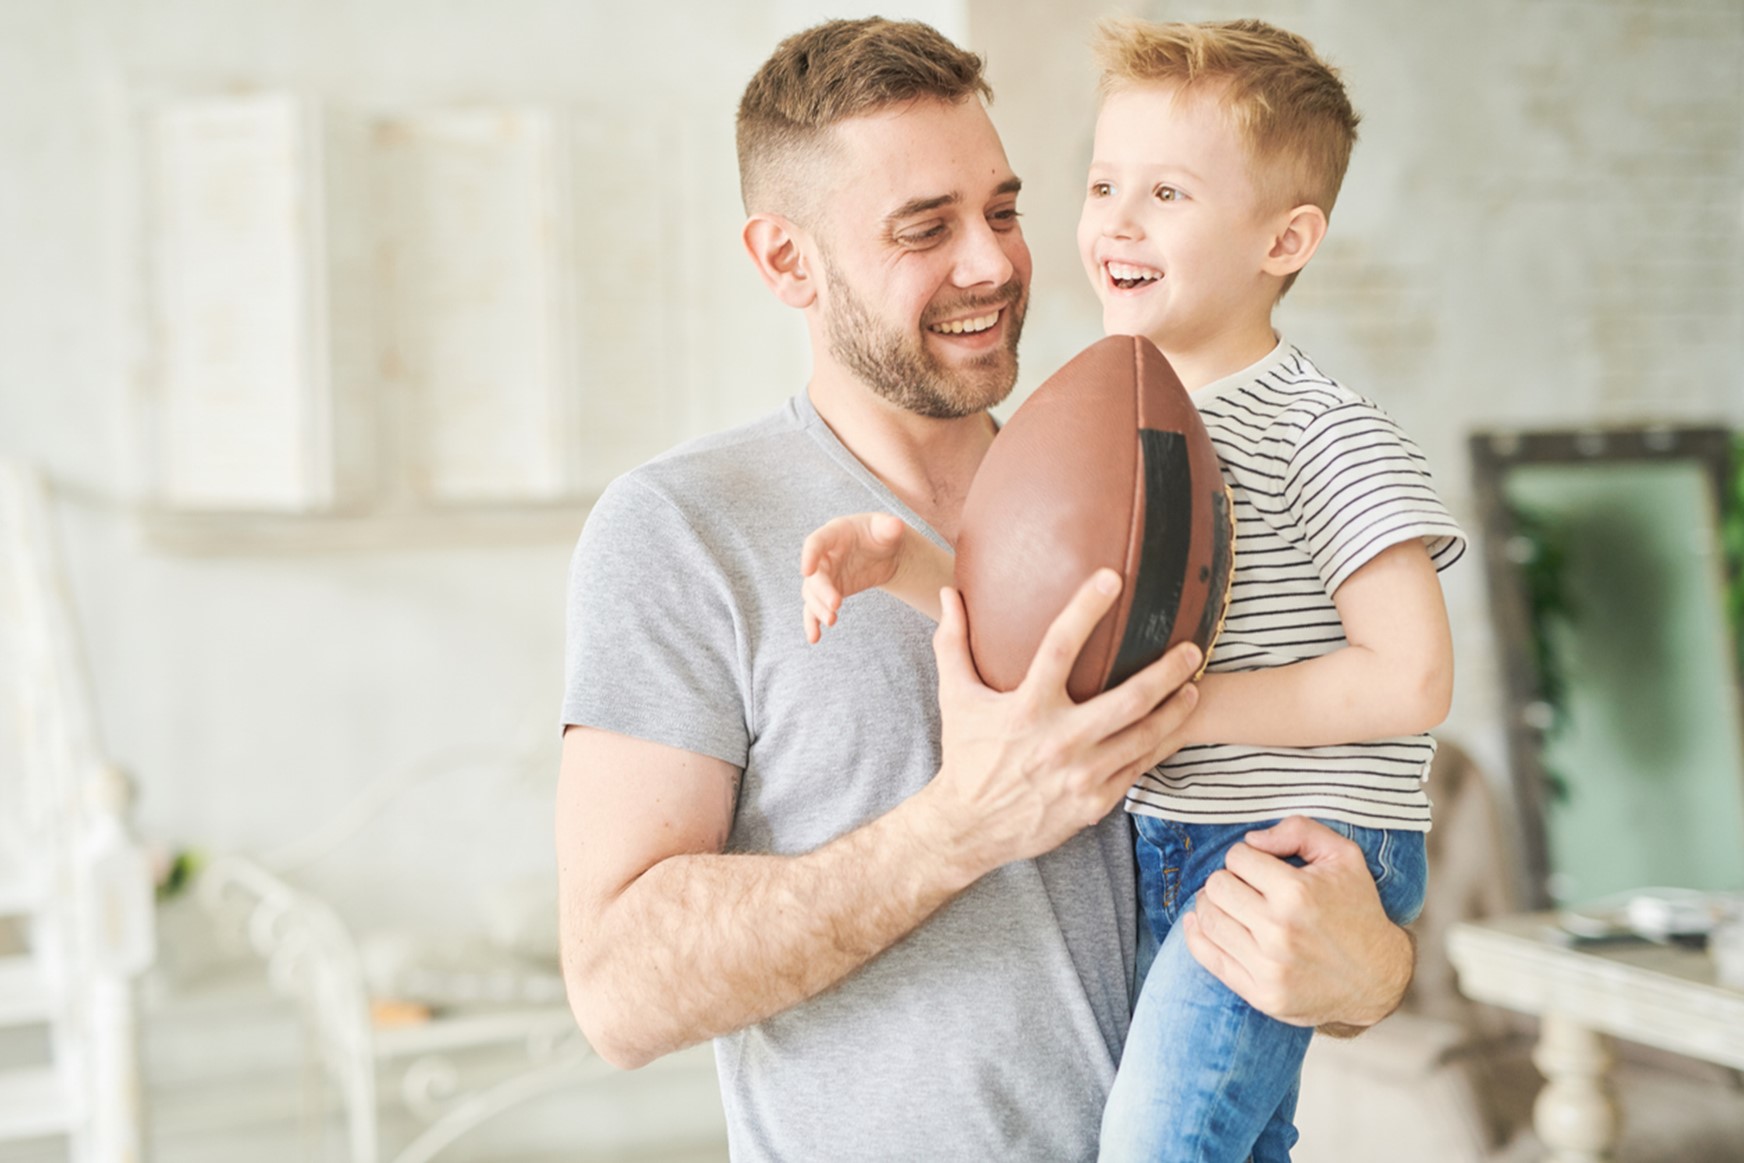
[1032,735,1067,770]
[1275,881,1308,913]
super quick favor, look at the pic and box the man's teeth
[929,311,1000,335]
[1107,261,1162,288]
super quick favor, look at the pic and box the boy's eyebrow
[1086,160,1205,185]
[884,176,1023,224]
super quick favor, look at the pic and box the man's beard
[820,250,1027,420]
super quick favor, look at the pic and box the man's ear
[742,213,818,309]
[1263,203,1329,277]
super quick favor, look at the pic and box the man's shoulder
[603,396,817,514]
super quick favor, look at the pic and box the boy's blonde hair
[736,18,991,221]
[1093,18,1359,249]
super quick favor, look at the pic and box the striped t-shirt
[1126,339,1465,832]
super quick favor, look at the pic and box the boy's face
[1077,82,1283,354]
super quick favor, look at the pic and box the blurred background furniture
[1449,912,1744,1162]
[1294,740,1744,1163]
[0,460,155,1162]
[188,731,614,1163]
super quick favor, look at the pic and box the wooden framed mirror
[1469,427,1744,909]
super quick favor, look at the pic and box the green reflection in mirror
[1504,461,1744,905]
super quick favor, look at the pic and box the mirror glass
[1473,429,1744,907]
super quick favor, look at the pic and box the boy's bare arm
[1180,540,1452,747]
[560,573,1202,1069]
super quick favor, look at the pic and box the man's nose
[953,218,1018,288]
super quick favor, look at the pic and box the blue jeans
[1099,816,1428,1163]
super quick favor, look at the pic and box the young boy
[799,18,1465,1162]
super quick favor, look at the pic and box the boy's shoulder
[1200,341,1380,438]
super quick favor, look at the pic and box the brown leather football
[954,335,1234,701]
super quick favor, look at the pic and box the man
[557,18,1413,1161]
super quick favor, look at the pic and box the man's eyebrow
[882,177,1023,225]
[884,192,959,224]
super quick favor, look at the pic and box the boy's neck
[1147,318,1281,395]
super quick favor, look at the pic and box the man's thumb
[1243,815,1350,865]
[932,586,983,692]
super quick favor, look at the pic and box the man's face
[811,98,1032,419]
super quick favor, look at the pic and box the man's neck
[806,372,996,545]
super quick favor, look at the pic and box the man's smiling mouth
[1106,261,1163,290]
[928,310,1001,336]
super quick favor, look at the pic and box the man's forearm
[1319,925,1416,1038]
[566,790,975,1068]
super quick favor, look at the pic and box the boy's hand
[801,512,908,643]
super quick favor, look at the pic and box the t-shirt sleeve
[1281,399,1466,594]
[561,474,750,768]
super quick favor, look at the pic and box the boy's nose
[1102,197,1144,241]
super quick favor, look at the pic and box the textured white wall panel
[146,94,330,511]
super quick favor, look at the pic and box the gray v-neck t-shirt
[563,391,1138,1161]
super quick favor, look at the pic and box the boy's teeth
[929,311,1000,335]
[1108,261,1162,286]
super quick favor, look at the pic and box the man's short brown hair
[1093,17,1360,221]
[736,18,992,220]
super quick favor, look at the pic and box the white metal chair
[192,736,608,1163]
[0,460,155,1162]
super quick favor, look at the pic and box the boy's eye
[1154,185,1184,202]
[1088,180,1113,198]
[990,207,1022,231]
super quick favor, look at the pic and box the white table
[1447,913,1744,1163]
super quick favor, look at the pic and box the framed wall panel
[146,93,332,512]
[372,108,580,505]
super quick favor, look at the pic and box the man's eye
[990,208,1022,230]
[898,225,947,247]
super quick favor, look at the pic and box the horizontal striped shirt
[1127,339,1465,832]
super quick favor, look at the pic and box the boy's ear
[742,212,818,309]
[1263,204,1329,277]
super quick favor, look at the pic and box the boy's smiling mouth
[1105,260,1163,290]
